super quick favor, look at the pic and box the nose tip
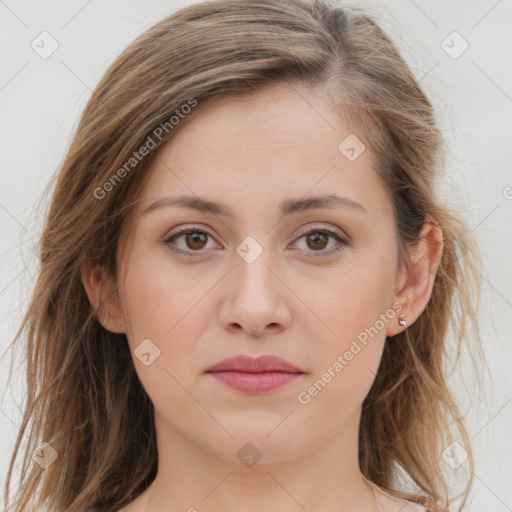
[217,241,293,336]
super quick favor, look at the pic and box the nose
[217,243,292,336]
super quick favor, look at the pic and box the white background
[1,1,511,510]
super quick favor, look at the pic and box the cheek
[115,249,216,407]
[117,251,214,415]
[296,248,397,344]
[293,250,397,411]
[119,245,214,343]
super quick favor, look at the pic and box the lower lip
[208,371,303,393]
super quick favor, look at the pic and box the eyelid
[294,223,349,240]
[164,223,212,237]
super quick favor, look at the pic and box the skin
[81,83,443,512]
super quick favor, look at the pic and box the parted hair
[4,1,482,511]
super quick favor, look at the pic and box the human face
[114,83,403,465]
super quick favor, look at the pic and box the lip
[206,354,304,373]
[205,355,305,393]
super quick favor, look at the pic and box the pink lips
[205,355,305,393]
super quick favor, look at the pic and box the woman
[4,0,482,511]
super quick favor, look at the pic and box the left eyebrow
[141,193,368,217]
[280,194,368,215]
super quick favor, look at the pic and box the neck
[142,408,380,512]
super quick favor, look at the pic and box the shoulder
[414,495,451,512]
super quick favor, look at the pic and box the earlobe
[386,217,443,336]
[79,260,126,334]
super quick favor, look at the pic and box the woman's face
[110,83,407,464]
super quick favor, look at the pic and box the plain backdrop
[1,1,511,510]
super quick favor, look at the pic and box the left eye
[164,227,348,257]
[292,228,348,257]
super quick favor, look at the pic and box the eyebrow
[142,193,368,217]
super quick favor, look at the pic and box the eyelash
[163,225,350,258]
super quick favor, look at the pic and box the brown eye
[293,228,349,258]
[184,232,208,250]
[305,232,329,251]
[164,227,217,255]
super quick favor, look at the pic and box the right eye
[163,226,220,256]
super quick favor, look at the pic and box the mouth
[205,354,306,393]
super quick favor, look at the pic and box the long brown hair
[3,0,483,510]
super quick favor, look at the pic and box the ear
[386,217,443,336]
[80,260,126,334]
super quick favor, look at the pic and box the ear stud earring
[398,314,407,327]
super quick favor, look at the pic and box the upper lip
[206,355,305,374]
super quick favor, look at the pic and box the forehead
[142,85,373,186]
[136,83,388,222]
[162,84,363,161]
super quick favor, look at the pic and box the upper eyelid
[164,223,347,242]
[295,225,347,239]
[164,225,348,252]
[164,225,218,242]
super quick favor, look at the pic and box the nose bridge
[233,233,277,299]
[217,232,291,335]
